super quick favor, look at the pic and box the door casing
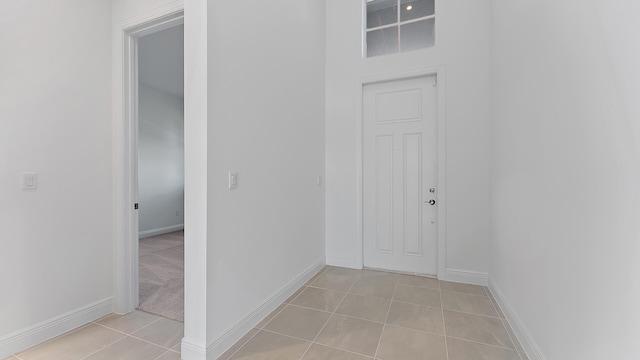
[114,9,184,315]
[356,67,448,279]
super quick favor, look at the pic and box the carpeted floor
[138,230,184,322]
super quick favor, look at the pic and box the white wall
[112,0,182,24]
[205,0,326,347]
[325,0,492,278]
[490,0,640,359]
[182,0,208,354]
[138,85,184,234]
[0,0,113,352]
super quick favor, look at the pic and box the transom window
[365,0,435,57]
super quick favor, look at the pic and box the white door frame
[113,8,184,315]
[356,66,448,279]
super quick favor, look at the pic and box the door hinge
[134,203,139,210]
[432,78,437,87]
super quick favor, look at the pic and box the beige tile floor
[3,311,182,360]
[3,266,529,360]
[220,266,529,360]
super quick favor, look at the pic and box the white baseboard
[181,337,207,360]
[0,297,113,359]
[139,224,184,239]
[488,277,546,360]
[326,255,360,269]
[441,268,488,286]
[203,257,326,359]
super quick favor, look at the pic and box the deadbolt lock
[429,188,436,193]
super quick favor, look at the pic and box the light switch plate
[229,171,238,190]
[22,172,37,190]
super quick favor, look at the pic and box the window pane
[367,0,398,29]
[367,27,399,57]
[400,18,435,52]
[400,0,435,22]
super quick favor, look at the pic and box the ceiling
[139,24,184,98]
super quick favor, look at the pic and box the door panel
[363,75,437,275]
[376,89,422,123]
[375,135,394,253]
[403,133,422,256]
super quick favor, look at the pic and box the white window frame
[364,0,436,57]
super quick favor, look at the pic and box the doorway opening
[118,10,185,322]
[136,24,185,322]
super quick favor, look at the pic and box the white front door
[363,75,438,275]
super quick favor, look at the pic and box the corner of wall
[203,258,325,360]
[443,269,488,286]
[488,277,546,360]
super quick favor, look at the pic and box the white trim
[366,14,436,33]
[139,224,185,239]
[112,6,184,315]
[181,337,207,360]
[355,66,448,279]
[442,268,488,286]
[326,255,361,269]
[488,277,545,360]
[204,257,326,359]
[0,298,113,359]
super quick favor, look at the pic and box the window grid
[365,0,435,56]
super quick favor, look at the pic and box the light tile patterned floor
[4,311,182,360]
[3,266,529,360]
[220,266,529,360]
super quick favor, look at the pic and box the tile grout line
[282,301,451,339]
[379,290,503,319]
[285,286,308,305]
[76,334,130,360]
[256,302,289,330]
[259,328,318,346]
[222,329,261,360]
[446,335,522,352]
[14,323,96,357]
[442,288,492,298]
[92,317,159,336]
[225,266,330,360]
[95,315,163,334]
[485,288,522,359]
[258,328,373,358]
[439,306,503,319]
[297,270,361,360]
[373,282,396,360]
[13,322,114,360]
[91,321,181,353]
[439,281,450,360]
[224,268,510,360]
[151,349,173,360]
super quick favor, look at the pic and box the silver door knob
[425,199,436,205]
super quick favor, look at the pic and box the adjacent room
[137,24,185,323]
